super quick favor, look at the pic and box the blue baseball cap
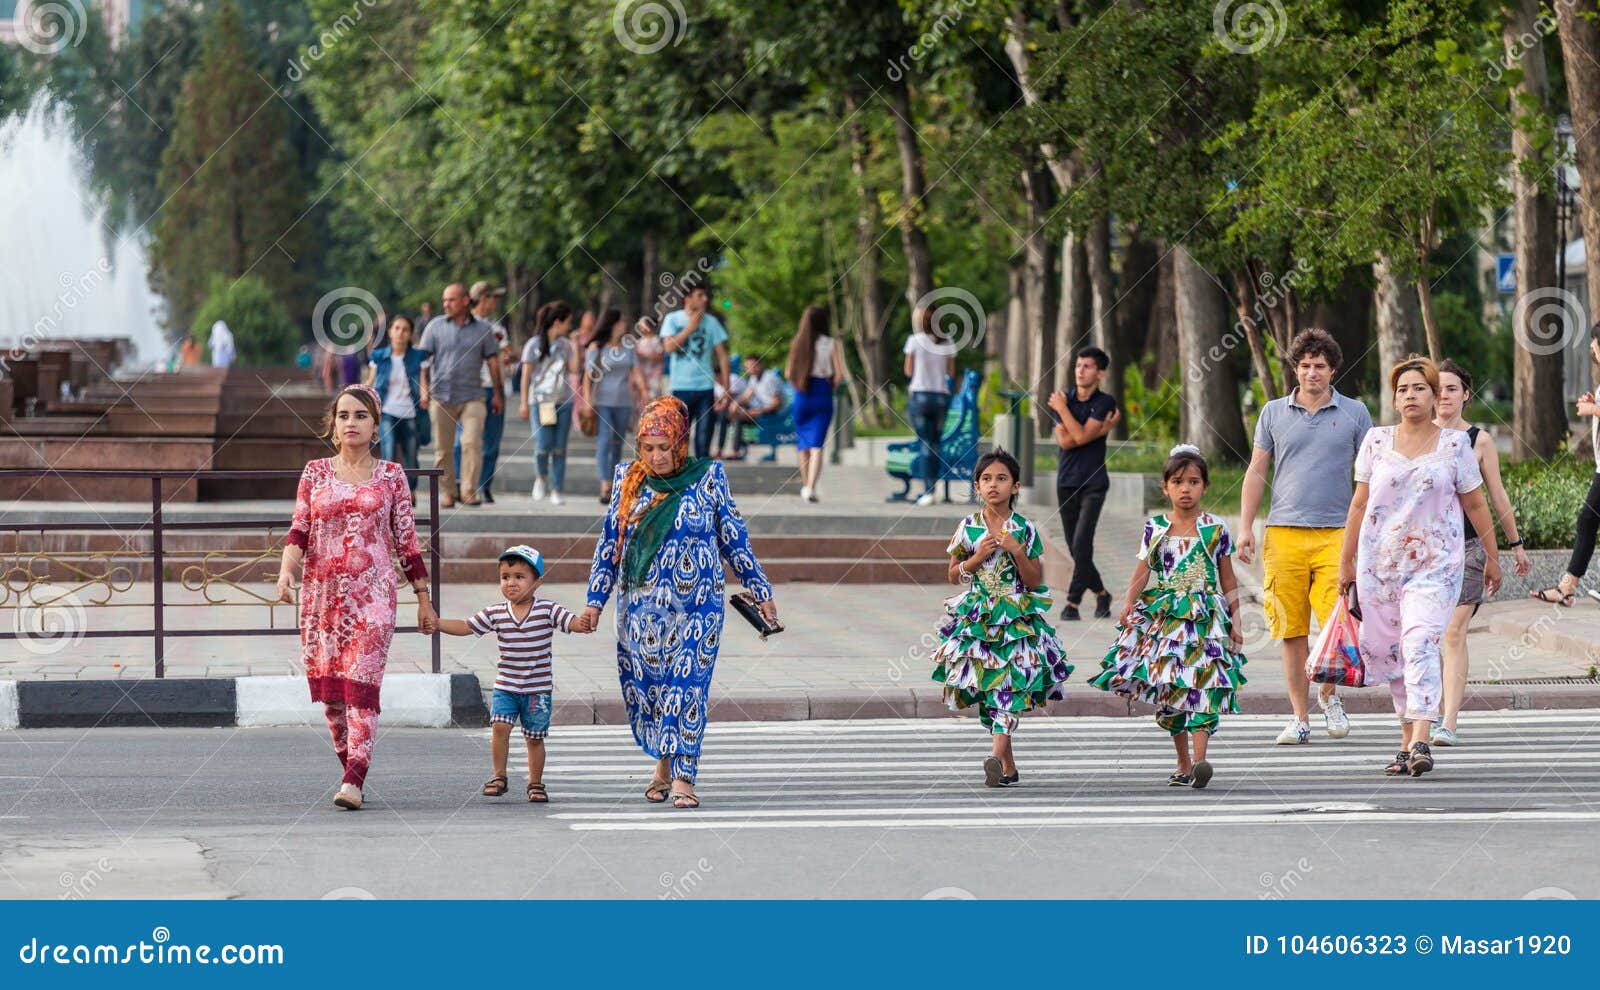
[497,544,544,578]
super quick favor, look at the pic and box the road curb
[3,678,1598,728]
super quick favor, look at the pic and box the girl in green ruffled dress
[1091,444,1246,789]
[930,450,1074,788]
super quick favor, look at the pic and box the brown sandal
[645,779,671,803]
[527,781,548,803]
[482,775,508,796]
[671,791,699,809]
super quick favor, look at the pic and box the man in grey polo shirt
[1238,328,1373,745]
[418,282,502,507]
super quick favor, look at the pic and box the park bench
[885,368,982,503]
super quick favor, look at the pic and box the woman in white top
[903,307,956,506]
[518,301,581,505]
[1531,327,1600,607]
[785,305,847,501]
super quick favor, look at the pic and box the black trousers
[1568,472,1600,580]
[1057,487,1108,602]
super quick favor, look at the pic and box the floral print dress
[1353,427,1482,722]
[1091,513,1246,726]
[930,512,1073,735]
[586,460,772,783]
[286,458,426,712]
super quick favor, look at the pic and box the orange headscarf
[612,396,691,564]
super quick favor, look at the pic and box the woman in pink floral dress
[277,384,435,810]
[1338,357,1499,779]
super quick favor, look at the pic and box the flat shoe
[1167,772,1192,786]
[983,757,1005,788]
[333,783,363,810]
[1191,760,1213,789]
[1409,742,1434,777]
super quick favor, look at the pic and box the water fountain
[0,99,167,369]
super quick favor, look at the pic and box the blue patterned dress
[587,460,773,782]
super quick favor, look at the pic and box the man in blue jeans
[661,284,731,458]
[1045,347,1121,621]
[455,281,510,502]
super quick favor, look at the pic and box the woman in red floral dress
[277,384,435,810]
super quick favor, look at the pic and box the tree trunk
[1086,212,1116,356]
[1230,267,1279,403]
[1004,264,1029,384]
[844,88,893,425]
[1022,164,1057,435]
[640,230,659,321]
[885,77,934,309]
[1374,256,1420,424]
[1174,246,1249,462]
[1145,249,1178,389]
[1116,233,1160,378]
[1508,0,1567,459]
[1415,276,1444,363]
[1557,0,1600,324]
[1056,232,1091,386]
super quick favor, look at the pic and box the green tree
[191,274,296,366]
[150,0,307,332]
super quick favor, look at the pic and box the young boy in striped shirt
[431,545,594,802]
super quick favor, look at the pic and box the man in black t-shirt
[1045,347,1121,620]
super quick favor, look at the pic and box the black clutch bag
[730,591,783,639]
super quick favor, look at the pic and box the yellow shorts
[1262,526,1344,640]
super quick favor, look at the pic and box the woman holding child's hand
[582,397,777,810]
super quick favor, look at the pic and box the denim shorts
[490,690,552,739]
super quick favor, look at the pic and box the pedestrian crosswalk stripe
[465,711,1600,832]
[563,810,1600,832]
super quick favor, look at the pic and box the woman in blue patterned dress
[581,396,778,809]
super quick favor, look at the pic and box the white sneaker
[807,487,820,503]
[1320,693,1351,739]
[531,479,547,501]
[915,492,937,507]
[800,485,813,502]
[333,783,363,810]
[1274,719,1311,745]
[549,490,564,506]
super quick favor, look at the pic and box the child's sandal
[1383,751,1411,776]
[527,781,548,803]
[1167,772,1192,786]
[482,775,508,797]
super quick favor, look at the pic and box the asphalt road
[2,711,1597,899]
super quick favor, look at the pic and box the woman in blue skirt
[785,305,846,502]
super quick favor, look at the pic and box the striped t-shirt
[468,598,575,694]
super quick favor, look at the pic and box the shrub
[189,274,296,366]
[1502,455,1591,550]
[1120,365,1180,448]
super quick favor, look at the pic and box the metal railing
[0,469,443,676]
